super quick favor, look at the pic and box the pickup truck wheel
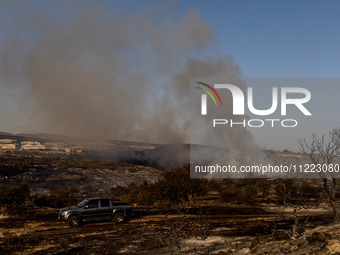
[113,212,125,224]
[68,215,81,227]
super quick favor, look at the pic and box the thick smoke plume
[0,1,216,142]
[0,0,267,171]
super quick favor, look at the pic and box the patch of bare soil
[0,205,337,255]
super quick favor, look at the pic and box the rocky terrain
[0,156,162,194]
[0,201,339,254]
[0,133,339,254]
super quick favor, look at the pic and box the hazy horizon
[1,0,340,152]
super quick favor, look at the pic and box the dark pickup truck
[58,197,134,227]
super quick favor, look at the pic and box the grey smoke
[0,1,216,143]
[0,0,269,169]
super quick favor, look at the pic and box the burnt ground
[0,150,340,254]
[0,205,339,255]
[0,156,162,193]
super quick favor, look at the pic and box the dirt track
[0,205,334,254]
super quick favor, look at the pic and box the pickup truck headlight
[59,211,67,220]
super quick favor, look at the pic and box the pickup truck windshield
[77,199,88,208]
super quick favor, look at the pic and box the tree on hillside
[126,165,207,205]
[298,128,340,223]
[156,165,207,203]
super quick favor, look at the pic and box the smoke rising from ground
[0,0,267,171]
[0,1,216,142]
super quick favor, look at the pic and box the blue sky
[180,0,340,151]
[180,0,340,78]
[67,0,340,79]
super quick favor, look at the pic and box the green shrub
[299,183,323,198]
[0,204,25,215]
[245,184,258,203]
[59,172,83,182]
[204,179,221,191]
[219,187,245,203]
[0,184,30,215]
[275,179,297,204]
[106,185,132,200]
[35,186,77,208]
[0,159,32,177]
[256,180,271,197]
[50,186,77,208]
[125,188,140,204]
[136,188,155,205]
[125,165,207,205]
[154,165,207,203]
[0,184,30,207]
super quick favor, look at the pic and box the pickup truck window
[77,199,88,208]
[100,198,110,207]
[87,199,99,208]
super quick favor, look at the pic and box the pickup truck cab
[58,197,134,227]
